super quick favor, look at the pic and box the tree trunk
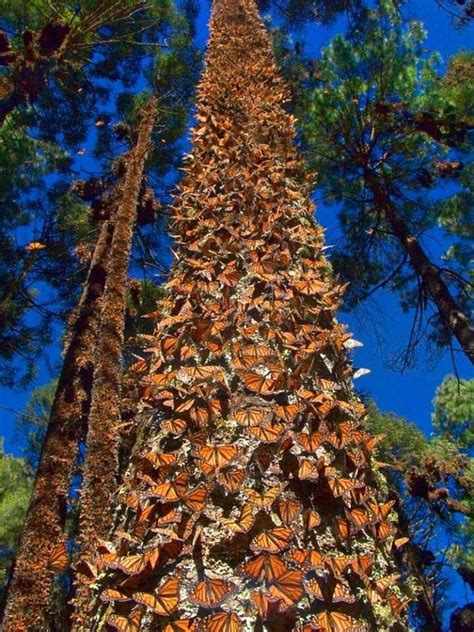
[364,169,474,363]
[70,2,408,630]
[71,97,157,628]
[3,218,114,632]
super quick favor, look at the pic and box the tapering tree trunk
[3,218,114,632]
[71,2,408,630]
[364,170,474,364]
[71,97,157,627]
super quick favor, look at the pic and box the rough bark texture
[71,98,157,628]
[3,218,114,632]
[364,170,474,364]
[71,2,409,631]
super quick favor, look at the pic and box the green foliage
[433,376,474,448]
[0,440,32,607]
[298,1,473,361]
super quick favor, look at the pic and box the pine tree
[70,1,409,630]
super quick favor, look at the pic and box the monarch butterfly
[154,506,180,527]
[346,507,372,531]
[372,574,401,597]
[249,423,285,443]
[307,577,356,604]
[162,337,181,357]
[144,452,178,469]
[108,549,156,576]
[274,498,302,524]
[221,502,255,533]
[297,458,319,481]
[106,608,141,632]
[203,612,242,632]
[350,554,374,579]
[393,537,409,549]
[241,553,288,581]
[311,611,363,632]
[245,485,283,510]
[100,589,130,603]
[285,548,324,570]
[48,541,68,573]
[197,445,240,475]
[268,568,304,608]
[324,555,355,577]
[190,577,235,608]
[327,477,363,498]
[250,527,293,554]
[142,481,180,502]
[293,279,328,295]
[182,484,208,513]
[367,500,395,521]
[163,620,197,632]
[364,433,385,453]
[219,268,241,287]
[389,592,411,615]
[232,408,266,427]
[274,403,300,423]
[26,241,46,251]
[218,468,246,493]
[297,431,324,453]
[133,576,179,615]
[251,589,282,618]
[369,520,394,542]
[303,509,321,530]
[241,370,281,396]
[182,365,223,381]
[333,517,351,541]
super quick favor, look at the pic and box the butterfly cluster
[81,1,410,630]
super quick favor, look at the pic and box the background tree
[298,0,473,364]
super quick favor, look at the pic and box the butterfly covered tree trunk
[3,217,114,632]
[72,1,410,630]
[71,97,157,625]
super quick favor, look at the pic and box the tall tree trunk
[364,170,474,363]
[71,97,157,628]
[3,218,114,632]
[71,1,408,630]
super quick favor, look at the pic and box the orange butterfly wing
[274,498,302,524]
[233,408,266,427]
[190,578,235,608]
[48,541,68,573]
[268,569,304,608]
[133,576,179,615]
[106,609,141,632]
[204,613,242,632]
[242,553,288,581]
[250,527,292,553]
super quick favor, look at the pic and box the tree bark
[364,169,474,363]
[3,218,114,632]
[70,2,407,630]
[71,97,157,628]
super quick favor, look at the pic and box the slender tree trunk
[3,218,114,632]
[71,2,408,630]
[364,170,474,363]
[71,97,157,628]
